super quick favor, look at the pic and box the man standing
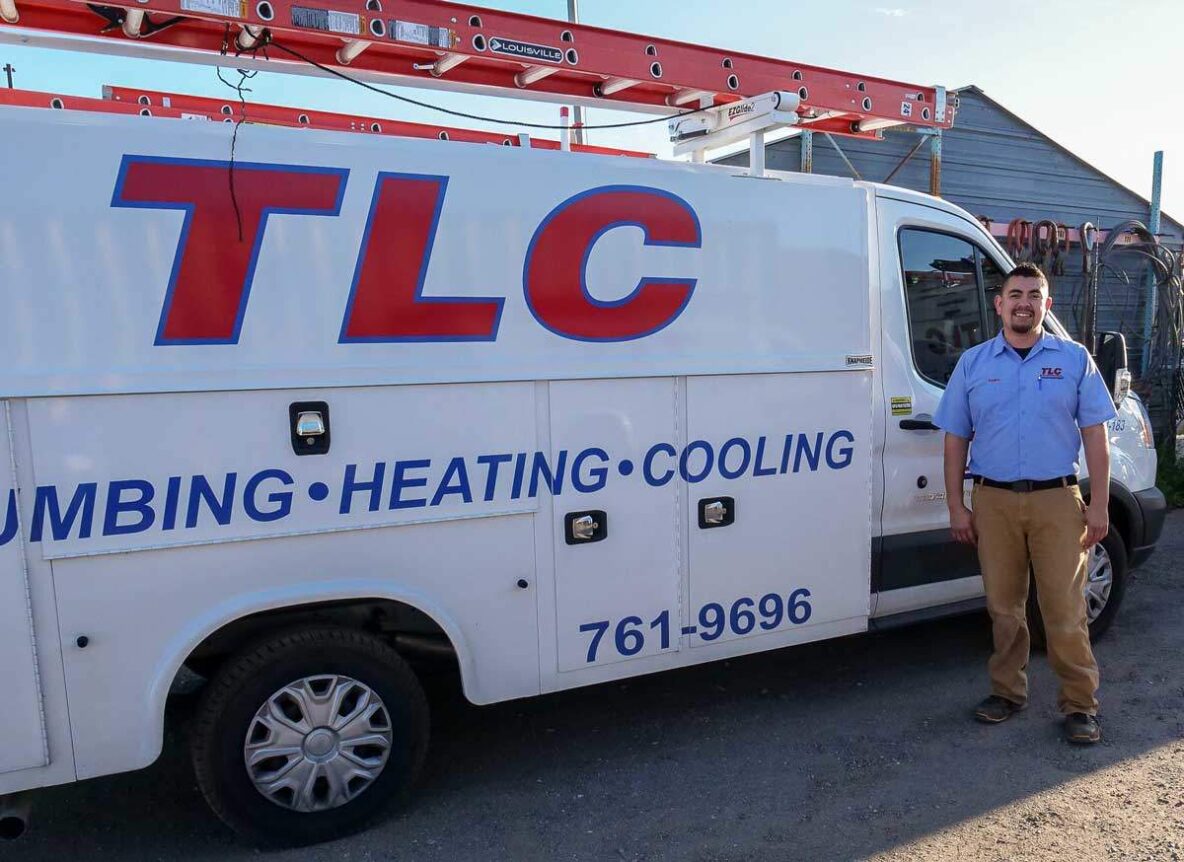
[934,261,1117,744]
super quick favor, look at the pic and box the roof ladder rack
[0,0,957,136]
[670,90,801,174]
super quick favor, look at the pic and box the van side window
[899,229,988,387]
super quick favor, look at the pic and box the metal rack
[0,0,956,139]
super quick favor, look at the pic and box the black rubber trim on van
[869,596,986,631]
[872,529,979,593]
[1079,477,1164,569]
[1131,486,1167,567]
[875,479,1165,588]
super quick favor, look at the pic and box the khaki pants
[971,483,1099,715]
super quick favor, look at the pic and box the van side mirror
[1094,331,1130,405]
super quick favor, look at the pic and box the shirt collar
[991,329,1061,358]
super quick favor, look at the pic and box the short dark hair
[1003,262,1050,293]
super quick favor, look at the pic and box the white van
[0,103,1165,845]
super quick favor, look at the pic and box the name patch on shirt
[1040,367,1063,379]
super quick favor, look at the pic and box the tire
[1028,528,1128,649]
[191,627,429,847]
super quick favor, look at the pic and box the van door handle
[899,419,938,431]
[565,511,608,545]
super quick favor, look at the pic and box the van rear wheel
[191,627,429,847]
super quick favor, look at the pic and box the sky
[2,0,1181,222]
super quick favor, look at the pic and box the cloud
[875,7,908,15]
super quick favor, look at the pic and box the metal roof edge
[954,86,1181,238]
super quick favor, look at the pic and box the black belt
[973,475,1077,492]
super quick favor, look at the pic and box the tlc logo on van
[111,157,702,346]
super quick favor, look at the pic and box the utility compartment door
[550,379,682,672]
[0,402,48,774]
[685,373,874,651]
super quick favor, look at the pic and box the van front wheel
[1028,528,1128,649]
[190,627,429,847]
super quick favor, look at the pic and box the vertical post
[749,131,765,177]
[566,0,585,146]
[1149,152,1164,235]
[928,129,942,198]
[559,106,571,152]
[1081,224,1099,353]
[2,63,13,89]
[799,129,813,173]
[1141,150,1164,375]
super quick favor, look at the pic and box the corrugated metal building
[720,86,1182,433]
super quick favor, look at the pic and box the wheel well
[180,598,456,680]
[1081,481,1136,555]
[1108,500,1133,553]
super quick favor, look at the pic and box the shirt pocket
[1036,374,1077,419]
[967,377,1009,419]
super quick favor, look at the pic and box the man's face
[995,275,1051,335]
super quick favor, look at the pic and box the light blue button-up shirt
[933,330,1117,481]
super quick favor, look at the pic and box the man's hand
[1080,423,1111,550]
[943,434,975,546]
[950,504,977,546]
[1084,502,1109,550]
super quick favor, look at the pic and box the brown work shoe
[1064,712,1101,744]
[974,695,1027,723]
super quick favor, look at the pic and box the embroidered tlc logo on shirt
[1040,367,1064,379]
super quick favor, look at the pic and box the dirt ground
[6,511,1183,862]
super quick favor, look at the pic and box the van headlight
[1132,397,1155,448]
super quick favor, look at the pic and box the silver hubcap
[244,675,393,813]
[1084,544,1113,623]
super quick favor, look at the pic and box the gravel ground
[6,511,1183,862]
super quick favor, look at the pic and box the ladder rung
[236,23,265,49]
[596,76,638,97]
[417,51,466,77]
[122,7,145,37]
[667,88,712,108]
[336,37,370,64]
[515,64,557,88]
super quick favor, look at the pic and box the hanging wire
[265,38,717,130]
[202,30,716,241]
[217,25,266,242]
[1096,221,1184,446]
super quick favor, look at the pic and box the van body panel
[0,402,49,776]
[0,106,1156,799]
